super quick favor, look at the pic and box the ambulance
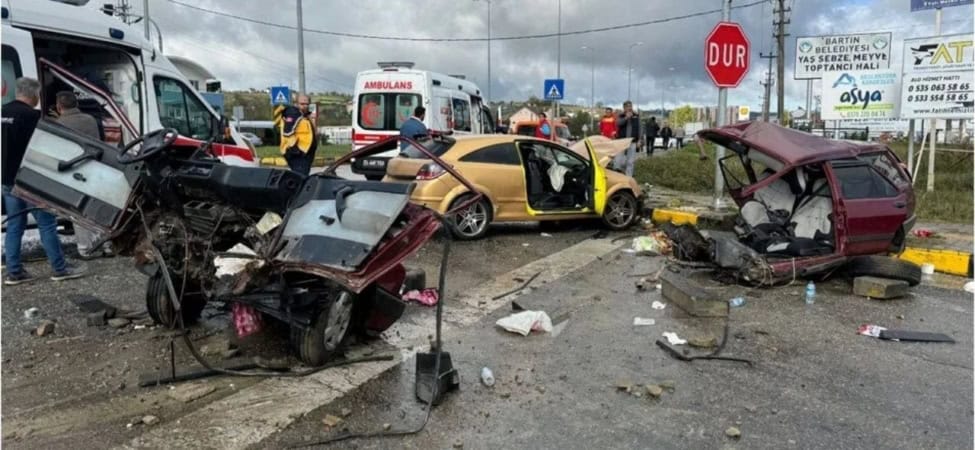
[1,0,257,166]
[351,62,495,180]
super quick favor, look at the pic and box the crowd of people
[596,101,693,176]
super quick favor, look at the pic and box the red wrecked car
[666,121,921,286]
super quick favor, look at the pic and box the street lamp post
[627,42,643,101]
[474,0,492,102]
[581,46,595,135]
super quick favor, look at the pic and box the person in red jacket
[599,107,617,138]
[534,112,553,141]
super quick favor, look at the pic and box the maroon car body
[697,122,916,283]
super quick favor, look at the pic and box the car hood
[569,136,631,167]
[698,121,888,167]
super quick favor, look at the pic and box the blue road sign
[911,0,972,11]
[544,79,564,100]
[270,86,290,106]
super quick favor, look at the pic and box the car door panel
[828,162,907,255]
[455,161,525,219]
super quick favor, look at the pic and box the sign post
[543,79,565,101]
[704,13,750,210]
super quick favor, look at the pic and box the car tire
[602,190,639,231]
[146,272,206,328]
[846,255,922,286]
[447,194,492,240]
[292,290,355,366]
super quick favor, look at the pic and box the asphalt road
[262,252,975,450]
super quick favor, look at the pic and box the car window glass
[451,98,471,131]
[2,46,22,105]
[832,163,899,199]
[480,106,494,133]
[153,77,212,139]
[459,143,520,165]
[556,126,571,140]
[400,137,454,158]
[516,125,535,136]
[358,93,385,130]
[863,152,909,187]
[393,94,421,129]
[551,147,586,169]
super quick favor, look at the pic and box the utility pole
[774,0,789,123]
[142,0,150,40]
[555,0,561,119]
[713,0,731,210]
[927,7,942,192]
[759,52,775,121]
[487,0,492,102]
[296,0,306,96]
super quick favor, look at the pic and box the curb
[259,156,334,167]
[648,207,974,277]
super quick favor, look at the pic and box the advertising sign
[910,0,973,11]
[794,33,892,80]
[900,33,974,119]
[737,106,750,121]
[821,70,901,121]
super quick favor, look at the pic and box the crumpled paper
[496,310,553,336]
[662,332,687,345]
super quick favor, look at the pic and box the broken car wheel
[146,272,206,328]
[447,194,492,240]
[293,290,356,366]
[602,190,638,230]
[846,255,922,286]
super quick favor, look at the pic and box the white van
[350,62,495,180]
[1,0,257,166]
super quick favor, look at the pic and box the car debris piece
[35,320,56,336]
[646,384,664,398]
[321,414,343,428]
[725,426,741,439]
[167,383,216,403]
[853,276,909,300]
[108,318,130,328]
[254,212,283,235]
[496,311,553,336]
[857,324,954,343]
[965,281,975,294]
[87,311,109,327]
[633,317,656,326]
[141,415,160,426]
[23,307,40,320]
[729,297,746,308]
[402,288,439,306]
[652,301,667,310]
[232,303,263,338]
[662,332,687,345]
[688,336,718,348]
[492,271,542,300]
[480,367,496,386]
[661,272,727,317]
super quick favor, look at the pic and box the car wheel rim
[322,291,353,351]
[452,201,487,237]
[607,194,636,226]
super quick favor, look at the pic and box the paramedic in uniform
[275,94,317,176]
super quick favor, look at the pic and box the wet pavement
[262,250,974,449]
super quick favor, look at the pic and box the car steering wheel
[117,128,179,164]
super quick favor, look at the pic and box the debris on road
[660,380,676,391]
[402,288,440,306]
[688,336,718,348]
[108,318,130,328]
[492,271,542,300]
[480,367,495,386]
[853,276,909,300]
[965,281,975,294]
[540,232,553,237]
[167,383,216,403]
[651,301,666,310]
[646,384,664,398]
[496,310,553,336]
[725,426,742,439]
[615,379,634,392]
[23,307,40,320]
[633,317,656,326]
[86,311,109,327]
[340,408,353,418]
[911,228,934,238]
[729,297,746,307]
[661,272,727,317]
[141,415,160,426]
[35,320,56,336]
[232,303,263,338]
[630,231,672,255]
[321,414,343,428]
[858,324,955,343]
[662,332,687,345]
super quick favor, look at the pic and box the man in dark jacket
[2,78,85,284]
[659,121,673,151]
[613,101,642,176]
[645,116,660,155]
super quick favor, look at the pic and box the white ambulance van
[1,0,257,166]
[350,62,495,180]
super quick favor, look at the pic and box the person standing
[644,116,660,155]
[675,125,686,148]
[275,94,317,176]
[535,112,554,141]
[660,121,673,151]
[399,106,428,150]
[599,107,617,139]
[2,78,85,284]
[53,91,109,260]
[614,101,641,177]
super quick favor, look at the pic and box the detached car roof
[698,121,889,167]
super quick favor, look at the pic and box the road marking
[121,237,621,449]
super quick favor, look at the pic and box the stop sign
[705,22,750,88]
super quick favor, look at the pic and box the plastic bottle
[729,297,746,307]
[805,281,816,305]
[480,367,495,387]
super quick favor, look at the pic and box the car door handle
[73,172,87,182]
[893,201,906,209]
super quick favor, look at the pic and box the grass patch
[255,144,350,160]
[634,140,973,223]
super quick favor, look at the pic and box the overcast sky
[136,0,973,113]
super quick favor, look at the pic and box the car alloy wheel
[322,291,354,351]
[452,200,489,238]
[604,191,637,229]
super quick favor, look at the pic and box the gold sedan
[383,135,643,239]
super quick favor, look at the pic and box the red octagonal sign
[705,22,750,88]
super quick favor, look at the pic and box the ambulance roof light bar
[377,61,415,71]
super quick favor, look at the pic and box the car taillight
[416,163,445,180]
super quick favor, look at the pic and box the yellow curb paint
[899,247,973,277]
[651,208,699,226]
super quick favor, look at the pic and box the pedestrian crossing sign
[544,79,564,100]
[270,86,290,106]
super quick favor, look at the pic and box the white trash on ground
[633,317,656,326]
[963,280,975,294]
[496,310,553,336]
[662,332,687,345]
[651,301,666,310]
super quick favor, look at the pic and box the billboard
[822,70,901,121]
[794,33,892,80]
[900,33,974,119]
[910,0,973,11]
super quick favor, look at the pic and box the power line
[165,0,767,42]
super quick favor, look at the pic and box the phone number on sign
[907,93,971,102]
[907,83,971,93]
